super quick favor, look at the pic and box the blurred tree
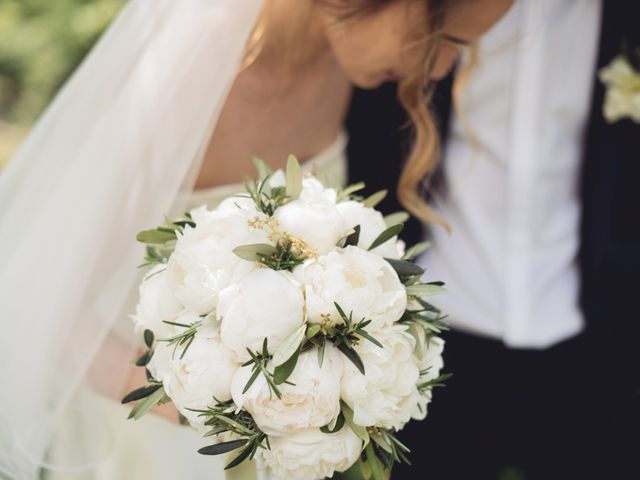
[0,0,125,123]
[0,0,125,164]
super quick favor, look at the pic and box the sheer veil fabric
[0,0,263,477]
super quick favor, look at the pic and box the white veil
[0,0,263,478]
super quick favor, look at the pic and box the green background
[0,0,125,166]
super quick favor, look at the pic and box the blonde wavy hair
[245,0,453,227]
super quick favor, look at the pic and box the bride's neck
[251,0,333,76]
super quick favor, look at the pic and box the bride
[0,0,511,479]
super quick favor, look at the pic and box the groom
[347,1,639,479]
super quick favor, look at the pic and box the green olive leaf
[405,283,447,297]
[136,229,177,245]
[362,189,388,208]
[384,258,425,277]
[232,244,278,263]
[338,182,366,201]
[341,401,370,447]
[127,386,167,420]
[252,157,273,180]
[369,224,404,251]
[272,324,306,367]
[383,211,409,228]
[198,439,248,456]
[403,241,432,261]
[286,154,303,200]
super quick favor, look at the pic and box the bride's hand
[123,355,180,424]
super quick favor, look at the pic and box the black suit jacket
[347,2,639,351]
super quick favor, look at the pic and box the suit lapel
[579,1,640,324]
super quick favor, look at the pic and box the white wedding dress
[44,134,348,480]
[0,2,356,479]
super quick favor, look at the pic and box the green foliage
[0,0,125,124]
[272,325,305,383]
[126,385,170,420]
[400,296,449,336]
[336,403,410,479]
[243,175,289,216]
[306,303,383,376]
[136,215,194,268]
[241,339,283,399]
[340,224,361,248]
[285,154,302,200]
[340,401,369,446]
[337,181,365,202]
[160,319,203,360]
[405,282,447,297]
[417,372,453,396]
[383,211,409,228]
[368,429,411,471]
[241,306,384,392]
[121,382,162,405]
[383,258,425,278]
[233,241,305,272]
[320,411,345,434]
[362,190,388,209]
[369,224,403,251]
[192,398,269,470]
[402,240,432,261]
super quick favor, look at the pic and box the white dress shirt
[420,0,602,348]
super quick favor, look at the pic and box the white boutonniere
[599,44,640,123]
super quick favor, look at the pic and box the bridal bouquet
[123,157,449,480]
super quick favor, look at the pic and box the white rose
[599,55,640,123]
[259,427,361,480]
[293,246,407,330]
[337,200,405,259]
[231,345,343,436]
[218,268,305,362]
[167,208,271,314]
[341,324,419,430]
[274,178,347,255]
[131,266,184,337]
[148,322,239,433]
[411,335,445,421]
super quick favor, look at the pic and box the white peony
[217,268,305,362]
[230,345,343,436]
[336,200,405,259]
[341,324,419,430]
[148,322,239,433]
[599,55,640,123]
[215,195,260,214]
[259,427,362,480]
[167,207,271,314]
[293,246,407,330]
[411,335,445,421]
[268,169,286,188]
[273,177,348,255]
[131,265,184,338]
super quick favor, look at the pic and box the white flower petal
[231,346,343,436]
[218,269,305,362]
[259,427,361,480]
